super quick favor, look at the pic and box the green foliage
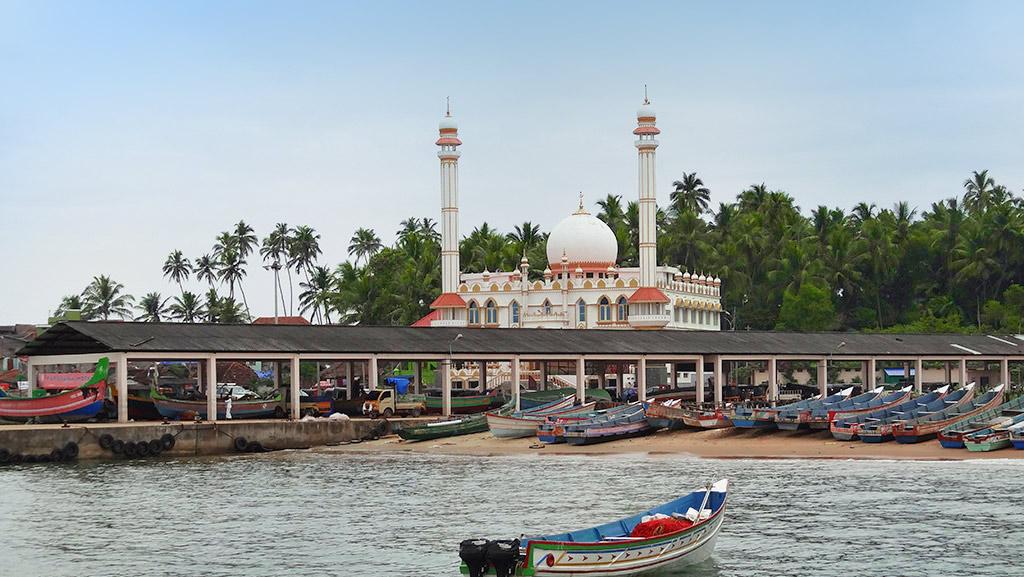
[775,284,836,331]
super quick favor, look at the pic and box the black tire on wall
[123,441,138,458]
[62,441,79,460]
[50,449,65,462]
[160,434,176,450]
[0,448,10,463]
[136,442,150,457]
[111,439,125,454]
[233,437,249,452]
[248,441,264,453]
[148,439,163,455]
[98,434,114,450]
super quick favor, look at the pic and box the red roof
[628,287,670,304]
[435,137,463,146]
[252,316,311,325]
[430,292,467,308]
[411,310,440,327]
[633,126,661,135]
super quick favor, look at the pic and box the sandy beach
[322,426,1024,461]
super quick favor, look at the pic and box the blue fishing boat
[773,387,854,430]
[831,386,948,441]
[536,404,635,444]
[891,385,1004,443]
[1009,422,1024,449]
[937,396,1024,448]
[458,479,729,577]
[858,386,967,443]
[563,406,655,446]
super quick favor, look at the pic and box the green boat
[398,401,514,441]
[521,387,612,409]
[424,393,497,414]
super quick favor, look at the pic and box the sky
[2,1,1022,323]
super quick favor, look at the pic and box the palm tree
[135,292,171,322]
[963,170,997,214]
[507,222,543,257]
[670,172,711,215]
[212,231,239,262]
[397,218,420,245]
[348,227,382,266]
[233,220,258,258]
[290,225,322,284]
[217,249,249,314]
[204,289,221,323]
[418,217,441,243]
[82,275,134,320]
[162,250,192,294]
[596,194,626,229]
[194,254,218,287]
[169,291,205,322]
[217,297,248,323]
[849,202,877,226]
[261,223,292,314]
[738,183,770,212]
[53,294,87,319]
[299,265,337,324]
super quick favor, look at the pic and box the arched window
[617,296,629,321]
[485,299,498,324]
[468,301,480,325]
[577,299,587,324]
[542,299,552,315]
[510,301,520,324]
[598,297,611,321]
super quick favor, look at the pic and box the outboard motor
[459,538,490,577]
[485,539,521,577]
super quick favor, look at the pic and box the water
[0,451,1020,577]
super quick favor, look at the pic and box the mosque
[425,98,722,331]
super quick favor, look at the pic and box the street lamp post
[443,333,463,416]
[263,260,282,324]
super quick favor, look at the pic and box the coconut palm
[290,225,322,282]
[507,222,543,257]
[194,254,218,287]
[217,249,249,314]
[348,227,382,266]
[82,275,134,320]
[212,231,239,262]
[162,250,192,294]
[596,194,626,229]
[169,291,205,323]
[233,220,258,258]
[203,289,221,323]
[217,297,248,323]
[135,292,171,322]
[670,172,711,215]
[299,265,337,324]
[963,170,997,215]
[261,223,292,314]
[53,294,87,319]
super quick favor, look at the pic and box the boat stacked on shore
[830,386,950,441]
[485,396,595,439]
[937,396,1024,449]
[891,385,1003,443]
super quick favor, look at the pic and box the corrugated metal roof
[18,321,1024,358]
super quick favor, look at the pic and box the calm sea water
[0,451,1019,577]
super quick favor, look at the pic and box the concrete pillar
[540,362,548,391]
[638,356,647,402]
[369,355,379,390]
[903,361,911,385]
[914,358,923,394]
[695,356,705,406]
[768,357,778,405]
[117,354,130,423]
[290,356,301,420]
[817,358,828,398]
[713,356,724,407]
[944,361,952,384]
[272,360,281,390]
[479,360,487,392]
[960,358,968,387]
[616,363,624,400]
[1001,358,1010,388]
[442,360,452,416]
[512,356,521,412]
[576,356,586,403]
[413,361,422,395]
[345,361,353,399]
[25,362,36,396]
[205,356,217,422]
[670,362,678,389]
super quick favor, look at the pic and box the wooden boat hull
[1011,439,1024,450]
[964,434,1011,452]
[564,420,654,445]
[858,427,894,443]
[426,394,494,415]
[487,401,594,439]
[644,401,688,430]
[458,479,730,577]
[893,387,1005,444]
[128,395,163,421]
[152,393,282,420]
[681,410,731,429]
[0,381,107,423]
[398,415,488,441]
[730,407,776,429]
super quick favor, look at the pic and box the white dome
[637,102,656,119]
[546,208,618,267]
[439,115,458,130]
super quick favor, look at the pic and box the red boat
[0,357,109,423]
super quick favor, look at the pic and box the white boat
[486,396,594,439]
[459,479,729,576]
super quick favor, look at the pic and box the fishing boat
[150,389,283,420]
[858,386,966,443]
[520,387,612,409]
[400,401,516,441]
[891,385,1003,443]
[537,404,634,444]
[486,397,596,439]
[831,386,948,441]
[682,406,732,429]
[564,405,656,445]
[458,479,729,577]
[728,404,779,429]
[0,357,109,423]
[774,387,854,430]
[1008,422,1024,449]
[963,411,1024,452]
[644,399,688,430]
[937,396,1024,448]
[425,390,502,414]
[808,387,911,430]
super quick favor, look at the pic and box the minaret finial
[445,96,451,117]
[643,84,649,105]
[578,191,584,210]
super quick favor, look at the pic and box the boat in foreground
[891,384,1002,444]
[937,396,1024,448]
[0,357,109,423]
[1009,422,1024,449]
[458,479,729,577]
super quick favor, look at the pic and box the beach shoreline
[321,426,1024,461]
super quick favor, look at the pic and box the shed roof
[18,321,1024,358]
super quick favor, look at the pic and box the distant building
[1,324,36,378]
[425,99,722,330]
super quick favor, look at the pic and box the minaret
[628,92,670,328]
[635,93,659,287]
[430,101,468,326]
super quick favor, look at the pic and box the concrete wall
[0,418,410,462]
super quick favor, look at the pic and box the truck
[361,389,426,418]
